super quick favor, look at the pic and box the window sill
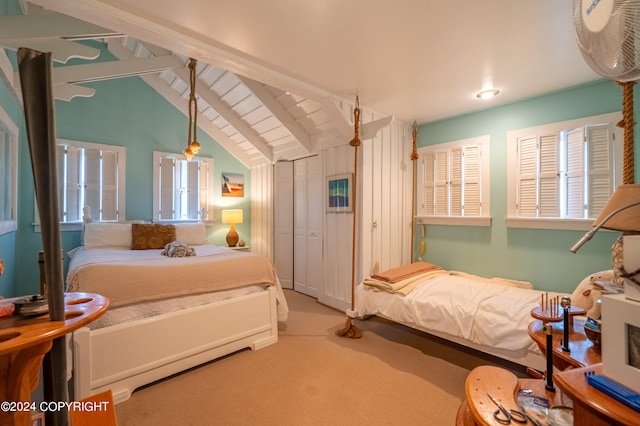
[506,217,598,231]
[416,216,492,227]
[33,222,83,233]
[0,220,17,235]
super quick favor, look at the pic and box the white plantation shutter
[65,146,82,222]
[422,153,435,215]
[419,137,488,220]
[463,145,481,216]
[101,150,118,220]
[517,137,537,217]
[187,161,200,219]
[154,152,212,221]
[84,148,101,220]
[586,124,613,218]
[565,128,585,218]
[159,156,175,220]
[199,161,209,220]
[450,148,462,216]
[434,151,448,215]
[539,134,559,217]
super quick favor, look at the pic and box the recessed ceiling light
[476,89,500,99]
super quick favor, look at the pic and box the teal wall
[416,80,634,293]
[0,41,250,298]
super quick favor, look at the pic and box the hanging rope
[410,121,418,263]
[184,58,200,159]
[336,97,363,339]
[617,81,636,184]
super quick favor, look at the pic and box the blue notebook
[586,373,640,413]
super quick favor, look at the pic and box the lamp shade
[594,184,640,232]
[221,209,243,224]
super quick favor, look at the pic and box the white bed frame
[73,286,278,404]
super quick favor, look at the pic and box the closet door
[294,156,323,297]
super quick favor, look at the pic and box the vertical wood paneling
[250,163,273,260]
[269,103,412,312]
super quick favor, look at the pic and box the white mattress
[87,285,267,330]
[355,272,569,358]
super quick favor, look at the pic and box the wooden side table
[554,364,640,426]
[459,365,563,426]
[0,293,108,426]
[528,317,601,370]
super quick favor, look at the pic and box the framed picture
[221,172,244,197]
[327,173,353,213]
[602,294,640,393]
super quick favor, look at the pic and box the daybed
[66,221,288,404]
[354,262,604,372]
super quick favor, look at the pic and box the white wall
[252,105,413,312]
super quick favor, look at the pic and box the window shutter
[159,156,175,220]
[538,134,559,217]
[84,148,101,220]
[450,148,462,216]
[101,150,118,220]
[199,161,209,220]
[586,124,613,218]
[565,128,585,218]
[0,133,6,220]
[517,137,537,217]
[186,161,200,219]
[434,151,448,215]
[463,145,481,216]
[422,153,435,215]
[65,146,83,222]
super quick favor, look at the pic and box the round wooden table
[0,292,108,426]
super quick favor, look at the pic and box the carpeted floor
[115,289,523,425]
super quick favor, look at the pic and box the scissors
[487,393,528,424]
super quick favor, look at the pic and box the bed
[354,263,602,372]
[66,221,288,404]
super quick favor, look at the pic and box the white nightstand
[228,246,251,252]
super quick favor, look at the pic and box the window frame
[506,112,623,231]
[416,135,491,227]
[152,151,214,224]
[0,104,18,235]
[34,139,126,232]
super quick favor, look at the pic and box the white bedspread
[355,272,568,356]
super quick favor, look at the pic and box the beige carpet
[115,290,523,425]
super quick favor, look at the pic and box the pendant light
[183,58,200,160]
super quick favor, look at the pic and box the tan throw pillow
[131,224,176,250]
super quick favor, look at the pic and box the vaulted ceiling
[1,1,601,168]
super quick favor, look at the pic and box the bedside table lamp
[222,209,243,247]
[570,184,640,301]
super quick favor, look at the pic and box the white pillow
[84,223,133,249]
[174,223,207,245]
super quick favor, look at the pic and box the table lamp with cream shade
[570,184,640,301]
[222,209,243,247]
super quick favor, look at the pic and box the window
[152,151,213,223]
[417,135,491,226]
[0,105,18,235]
[507,112,623,230]
[35,139,126,230]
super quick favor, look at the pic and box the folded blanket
[371,261,442,283]
[162,240,196,257]
[364,270,448,295]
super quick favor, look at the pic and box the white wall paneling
[273,161,294,289]
[250,163,273,260]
